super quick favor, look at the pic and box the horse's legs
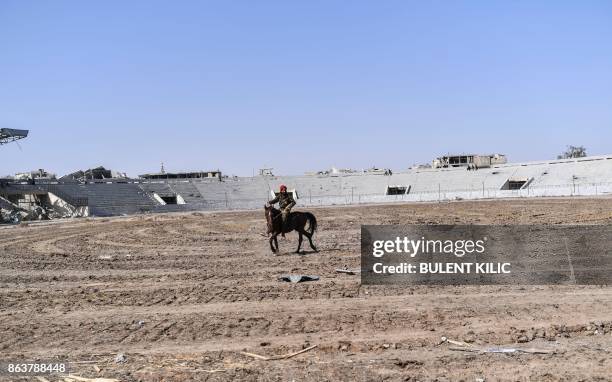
[296,232,303,253]
[274,235,279,253]
[303,231,318,252]
[269,235,276,253]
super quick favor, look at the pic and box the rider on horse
[268,185,295,234]
[265,186,317,253]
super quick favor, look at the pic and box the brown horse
[264,205,318,253]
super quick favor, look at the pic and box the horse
[264,205,318,254]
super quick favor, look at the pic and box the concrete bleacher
[5,154,611,217]
[138,182,175,197]
[169,182,206,205]
[140,180,235,210]
[56,183,159,216]
[191,155,612,209]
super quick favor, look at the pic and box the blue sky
[1,1,611,177]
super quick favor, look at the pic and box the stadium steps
[56,184,160,217]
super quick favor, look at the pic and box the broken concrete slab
[278,275,320,283]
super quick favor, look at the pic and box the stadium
[1,130,611,381]
[3,130,612,221]
[2,2,612,380]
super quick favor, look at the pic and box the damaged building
[0,184,88,223]
[3,129,612,222]
[139,170,222,180]
[4,153,612,222]
[0,128,28,145]
[60,166,127,182]
[432,154,507,169]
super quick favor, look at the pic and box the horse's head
[264,204,273,233]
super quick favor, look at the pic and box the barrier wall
[3,155,612,216]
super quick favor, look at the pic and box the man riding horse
[265,185,318,253]
[268,185,295,235]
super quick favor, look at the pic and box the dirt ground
[1,198,611,382]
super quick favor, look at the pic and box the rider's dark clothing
[269,192,296,211]
[269,192,296,228]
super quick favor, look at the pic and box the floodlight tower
[0,128,29,146]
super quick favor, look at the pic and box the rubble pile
[0,194,77,224]
[0,195,26,223]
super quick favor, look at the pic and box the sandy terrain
[1,198,611,381]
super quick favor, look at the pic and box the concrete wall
[133,154,612,212]
[4,154,612,217]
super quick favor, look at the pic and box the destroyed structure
[0,128,28,145]
[140,170,221,180]
[432,154,507,169]
[14,169,56,181]
[2,134,612,222]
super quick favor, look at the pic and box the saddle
[266,207,295,234]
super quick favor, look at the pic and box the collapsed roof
[61,166,113,182]
[0,128,29,145]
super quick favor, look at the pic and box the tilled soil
[0,198,611,381]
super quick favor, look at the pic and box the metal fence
[3,181,612,213]
[193,181,612,211]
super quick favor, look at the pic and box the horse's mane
[265,206,281,233]
[265,206,280,217]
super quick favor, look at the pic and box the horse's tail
[305,212,317,235]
